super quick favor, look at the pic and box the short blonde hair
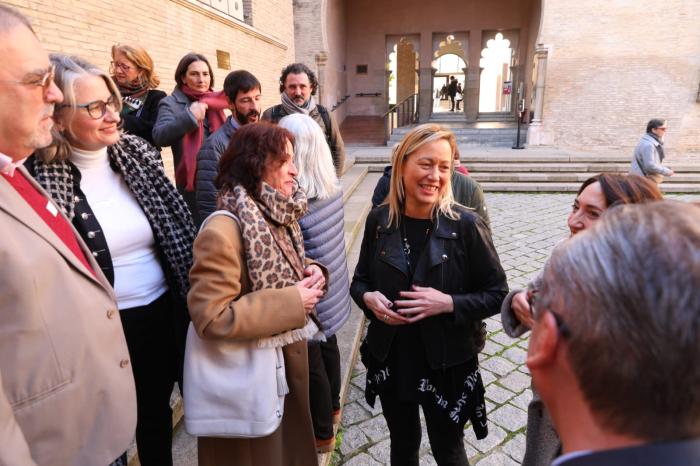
[111,43,160,89]
[387,123,458,227]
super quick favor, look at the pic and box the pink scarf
[177,85,228,191]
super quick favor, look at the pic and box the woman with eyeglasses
[110,44,166,147]
[152,52,228,224]
[26,54,196,466]
[351,124,508,465]
[629,118,674,184]
[501,173,663,466]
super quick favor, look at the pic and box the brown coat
[0,167,137,466]
[187,214,318,466]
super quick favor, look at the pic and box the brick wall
[8,0,295,176]
[539,0,700,154]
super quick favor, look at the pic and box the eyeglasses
[60,94,119,119]
[656,127,668,132]
[110,61,133,73]
[0,64,55,91]
[527,287,571,339]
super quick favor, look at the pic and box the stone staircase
[389,117,527,148]
[144,161,380,466]
[348,146,700,193]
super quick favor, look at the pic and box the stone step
[160,167,377,466]
[321,173,380,466]
[341,165,369,204]
[470,172,700,184]
[479,182,700,193]
[465,162,700,172]
[356,153,640,164]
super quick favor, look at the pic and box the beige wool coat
[187,214,321,466]
[0,166,137,466]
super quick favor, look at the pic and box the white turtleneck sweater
[71,147,167,310]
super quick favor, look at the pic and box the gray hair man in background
[527,200,700,466]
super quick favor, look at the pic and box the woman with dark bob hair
[152,52,228,223]
[187,122,327,466]
[351,123,508,465]
[500,173,663,466]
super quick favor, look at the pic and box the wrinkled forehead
[0,25,49,80]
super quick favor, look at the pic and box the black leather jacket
[350,205,508,370]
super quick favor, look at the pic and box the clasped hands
[363,285,453,325]
[295,265,326,314]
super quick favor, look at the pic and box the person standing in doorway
[447,75,458,111]
[629,118,674,184]
[455,82,463,111]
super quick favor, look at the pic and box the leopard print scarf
[217,182,322,347]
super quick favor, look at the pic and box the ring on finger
[383,314,389,321]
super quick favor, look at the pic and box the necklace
[401,216,432,273]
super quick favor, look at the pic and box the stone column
[465,29,482,122]
[315,51,329,106]
[527,44,551,145]
[418,31,434,123]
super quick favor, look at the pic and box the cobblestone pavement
[332,192,700,466]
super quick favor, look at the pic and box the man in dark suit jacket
[526,201,700,466]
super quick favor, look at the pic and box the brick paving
[331,192,700,466]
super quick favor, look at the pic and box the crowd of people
[0,5,699,466]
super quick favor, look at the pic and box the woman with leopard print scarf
[187,122,327,466]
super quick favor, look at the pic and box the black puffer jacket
[195,117,239,223]
[350,205,507,369]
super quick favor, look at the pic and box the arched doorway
[478,31,518,120]
[386,36,419,107]
[432,34,468,115]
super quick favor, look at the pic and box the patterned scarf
[31,134,196,297]
[178,85,228,191]
[117,80,150,114]
[216,182,323,347]
[281,91,318,117]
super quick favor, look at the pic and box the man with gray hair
[526,201,700,465]
[0,5,136,465]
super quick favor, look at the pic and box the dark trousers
[379,393,469,466]
[120,292,180,466]
[449,95,456,110]
[307,335,341,440]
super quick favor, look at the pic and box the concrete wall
[343,0,538,117]
[9,0,296,174]
[538,0,700,153]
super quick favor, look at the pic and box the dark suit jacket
[557,438,700,466]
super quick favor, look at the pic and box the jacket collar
[0,165,115,295]
[376,210,460,280]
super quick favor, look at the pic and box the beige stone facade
[296,0,700,154]
[9,0,700,154]
[9,0,296,174]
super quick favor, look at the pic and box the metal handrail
[331,95,351,112]
[383,93,419,145]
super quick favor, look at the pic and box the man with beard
[195,69,261,222]
[0,5,136,465]
[262,63,345,176]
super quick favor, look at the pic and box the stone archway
[386,35,420,107]
[432,34,469,114]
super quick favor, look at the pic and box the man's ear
[526,312,561,371]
